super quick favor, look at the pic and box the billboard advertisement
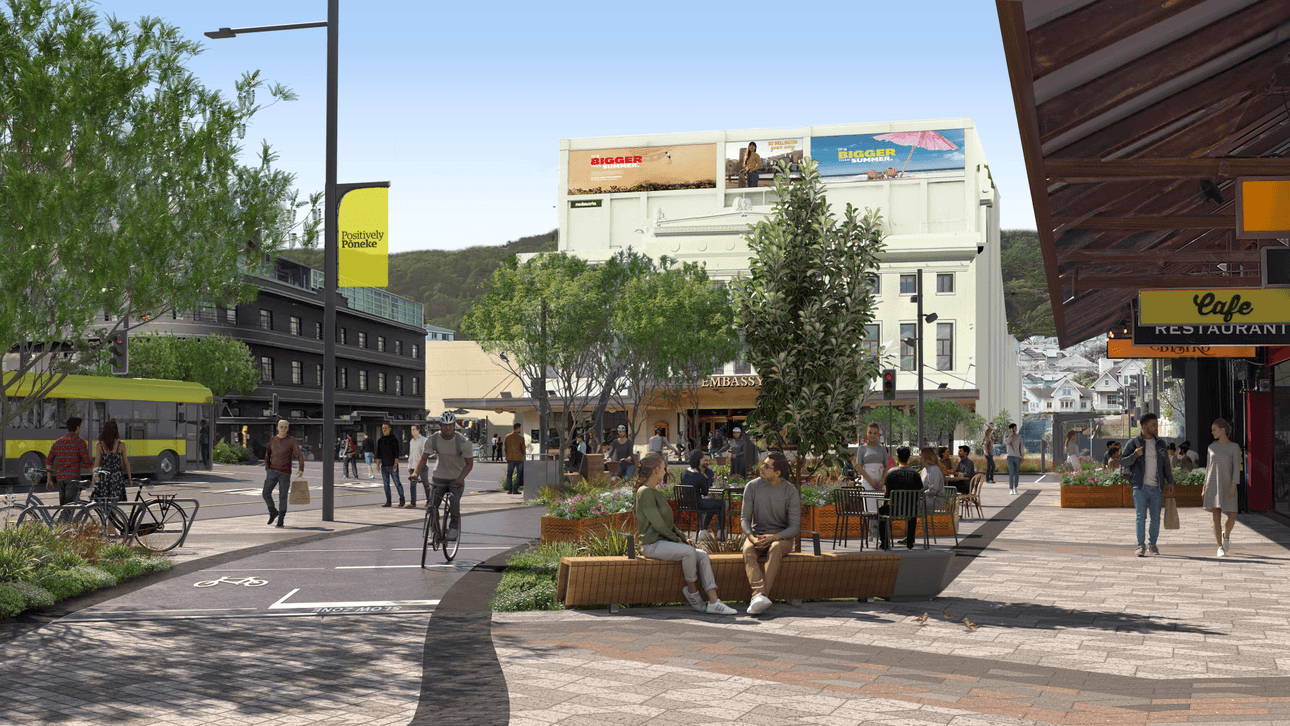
[813,129,966,182]
[726,138,804,188]
[567,144,717,195]
[338,187,388,287]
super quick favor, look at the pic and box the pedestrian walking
[341,434,357,478]
[566,433,585,474]
[1004,423,1023,494]
[1120,413,1175,557]
[491,434,502,462]
[198,420,211,469]
[981,424,996,483]
[648,427,679,460]
[1203,418,1241,557]
[1064,429,1082,472]
[408,424,428,505]
[504,423,526,495]
[262,419,304,528]
[725,427,750,479]
[91,420,132,503]
[376,423,407,508]
[361,432,376,479]
[46,417,92,505]
[708,426,726,461]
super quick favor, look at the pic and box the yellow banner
[1138,288,1290,325]
[1107,338,1254,359]
[338,187,388,287]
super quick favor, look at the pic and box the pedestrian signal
[882,369,897,401]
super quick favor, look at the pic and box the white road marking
[268,588,441,609]
[203,568,327,572]
[390,546,513,551]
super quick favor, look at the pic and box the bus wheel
[18,453,44,489]
[154,451,178,482]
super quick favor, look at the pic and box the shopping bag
[1163,496,1180,530]
[289,478,311,505]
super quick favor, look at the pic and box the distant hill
[1000,229,1055,340]
[281,230,557,336]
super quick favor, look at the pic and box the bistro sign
[1107,338,1255,359]
[1139,288,1290,325]
[702,375,761,388]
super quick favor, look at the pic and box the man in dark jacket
[375,423,407,508]
[1119,413,1175,557]
[878,446,923,550]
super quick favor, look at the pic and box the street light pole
[916,269,925,448]
[322,0,339,522]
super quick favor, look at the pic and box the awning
[996,0,1290,346]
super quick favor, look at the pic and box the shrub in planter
[6,581,54,609]
[213,438,252,464]
[36,565,117,601]
[0,584,25,619]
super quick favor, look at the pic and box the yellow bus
[3,373,214,488]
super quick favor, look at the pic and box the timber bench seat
[556,533,906,609]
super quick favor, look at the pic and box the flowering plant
[799,484,831,507]
[546,487,634,519]
[1060,467,1127,487]
[1175,469,1205,486]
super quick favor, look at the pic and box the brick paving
[494,478,1290,725]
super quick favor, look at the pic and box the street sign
[1107,338,1255,359]
[1236,177,1290,239]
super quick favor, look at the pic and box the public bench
[555,531,952,610]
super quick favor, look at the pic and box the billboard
[813,128,966,181]
[567,144,717,195]
[726,138,804,188]
[338,187,388,287]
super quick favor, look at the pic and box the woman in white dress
[1202,418,1242,558]
[1064,429,1082,472]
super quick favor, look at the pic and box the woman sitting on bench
[634,453,738,616]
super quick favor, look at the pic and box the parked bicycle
[421,483,460,566]
[0,469,80,529]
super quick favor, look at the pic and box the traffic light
[108,332,128,376]
[881,369,897,401]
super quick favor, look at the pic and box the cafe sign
[702,375,761,388]
[1107,338,1255,359]
[1139,288,1290,325]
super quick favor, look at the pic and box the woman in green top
[634,454,736,616]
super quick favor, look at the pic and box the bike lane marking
[268,588,441,610]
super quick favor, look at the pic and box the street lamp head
[902,338,917,347]
[924,312,938,323]
[205,27,236,39]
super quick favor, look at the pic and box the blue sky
[96,0,1036,253]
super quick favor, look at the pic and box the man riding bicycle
[413,412,474,541]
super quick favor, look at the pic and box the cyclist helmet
[437,411,457,426]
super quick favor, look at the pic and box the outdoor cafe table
[708,486,744,541]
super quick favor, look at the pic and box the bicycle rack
[18,499,202,548]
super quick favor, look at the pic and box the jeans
[742,537,791,598]
[1007,456,1021,491]
[1134,485,1163,546]
[381,465,405,504]
[262,470,291,514]
[745,171,760,188]
[984,455,995,482]
[430,477,462,529]
[505,461,524,493]
[56,479,82,507]
[619,463,636,483]
[343,455,356,478]
[641,540,717,593]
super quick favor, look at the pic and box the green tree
[1001,230,1055,339]
[127,334,259,398]
[733,159,886,483]
[0,0,320,427]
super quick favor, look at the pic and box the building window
[395,340,403,355]
[936,323,953,370]
[225,308,237,324]
[863,324,881,358]
[899,275,916,295]
[734,331,751,375]
[936,273,954,293]
[260,356,274,383]
[315,364,323,387]
[289,316,302,336]
[412,344,419,359]
[377,336,386,352]
[395,375,403,396]
[866,274,881,296]
[358,331,368,349]
[412,377,420,396]
[359,370,368,391]
[1061,400,1073,409]
[291,361,303,385]
[315,322,323,340]
[337,367,348,389]
[338,327,347,345]
[259,309,272,331]
[899,323,916,371]
[377,372,387,393]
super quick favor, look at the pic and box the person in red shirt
[264,419,306,528]
[46,417,93,505]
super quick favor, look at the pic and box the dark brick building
[135,256,427,458]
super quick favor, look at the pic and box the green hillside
[1000,229,1055,340]
[281,230,556,335]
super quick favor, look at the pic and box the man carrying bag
[1119,413,1175,557]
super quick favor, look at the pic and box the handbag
[1163,496,1180,530]
[289,478,311,505]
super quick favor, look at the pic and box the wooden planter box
[1061,484,1126,508]
[807,504,871,539]
[891,510,959,537]
[1171,486,1204,507]
[540,511,636,543]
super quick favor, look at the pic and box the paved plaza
[4,473,1290,725]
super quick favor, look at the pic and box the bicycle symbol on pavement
[194,576,268,588]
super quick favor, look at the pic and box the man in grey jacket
[1119,413,1175,557]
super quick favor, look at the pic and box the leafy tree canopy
[1001,230,1055,340]
[0,0,319,426]
[127,333,260,399]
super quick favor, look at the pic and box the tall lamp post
[208,2,386,522]
[903,269,938,447]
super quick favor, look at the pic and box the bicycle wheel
[1,505,30,530]
[71,502,108,534]
[131,499,189,553]
[441,496,459,563]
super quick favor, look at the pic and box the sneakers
[747,594,772,615]
[682,588,705,613]
[1223,536,1231,552]
[1135,545,1146,557]
[1217,546,1227,557]
[446,527,459,541]
[1147,544,1159,556]
[706,601,737,616]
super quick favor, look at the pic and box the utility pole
[916,269,925,448]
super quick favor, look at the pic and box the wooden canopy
[996,0,1290,346]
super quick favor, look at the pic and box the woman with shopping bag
[1202,418,1242,557]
